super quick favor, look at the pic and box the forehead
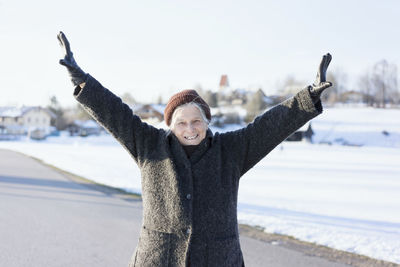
[172,105,203,121]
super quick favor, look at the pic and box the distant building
[339,90,365,104]
[0,106,55,139]
[219,74,230,90]
[286,122,314,142]
[0,125,6,135]
[67,120,103,137]
[230,88,249,106]
[218,75,238,106]
[131,104,165,125]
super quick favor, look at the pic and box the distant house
[230,89,248,106]
[340,90,365,104]
[131,104,165,125]
[286,122,314,142]
[67,120,103,137]
[0,106,55,139]
[0,125,6,136]
[210,105,247,127]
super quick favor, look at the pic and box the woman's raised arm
[221,54,333,176]
[57,32,162,164]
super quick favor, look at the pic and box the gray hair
[170,102,210,128]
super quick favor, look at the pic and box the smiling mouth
[184,134,198,140]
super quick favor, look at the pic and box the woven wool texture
[74,75,322,267]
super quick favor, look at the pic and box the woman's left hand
[57,31,87,87]
[310,53,332,100]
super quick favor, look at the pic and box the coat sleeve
[73,74,163,164]
[221,86,322,177]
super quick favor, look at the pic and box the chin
[183,139,201,145]
[188,140,201,145]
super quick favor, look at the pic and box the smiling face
[170,104,208,146]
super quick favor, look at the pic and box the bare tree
[156,95,163,105]
[47,96,68,130]
[323,68,348,104]
[121,92,136,106]
[245,89,268,122]
[74,103,93,121]
[358,70,374,106]
[195,84,218,107]
[200,90,218,108]
[278,75,305,97]
[371,60,398,108]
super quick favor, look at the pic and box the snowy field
[1,107,400,264]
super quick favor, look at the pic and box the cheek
[172,123,186,132]
[197,124,208,135]
[171,127,182,137]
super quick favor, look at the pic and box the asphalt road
[0,149,351,267]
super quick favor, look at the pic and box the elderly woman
[58,32,332,267]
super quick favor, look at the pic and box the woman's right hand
[309,53,332,102]
[57,31,87,86]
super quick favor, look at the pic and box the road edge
[8,149,399,267]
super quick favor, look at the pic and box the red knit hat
[164,89,211,126]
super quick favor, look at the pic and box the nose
[187,123,196,132]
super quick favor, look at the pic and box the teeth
[185,135,198,140]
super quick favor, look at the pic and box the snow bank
[1,107,400,263]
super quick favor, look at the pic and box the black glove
[57,31,87,86]
[309,53,332,103]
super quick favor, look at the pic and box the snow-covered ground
[1,107,400,263]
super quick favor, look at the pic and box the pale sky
[1,0,399,107]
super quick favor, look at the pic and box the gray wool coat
[74,75,322,267]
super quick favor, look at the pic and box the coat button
[186,194,192,200]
